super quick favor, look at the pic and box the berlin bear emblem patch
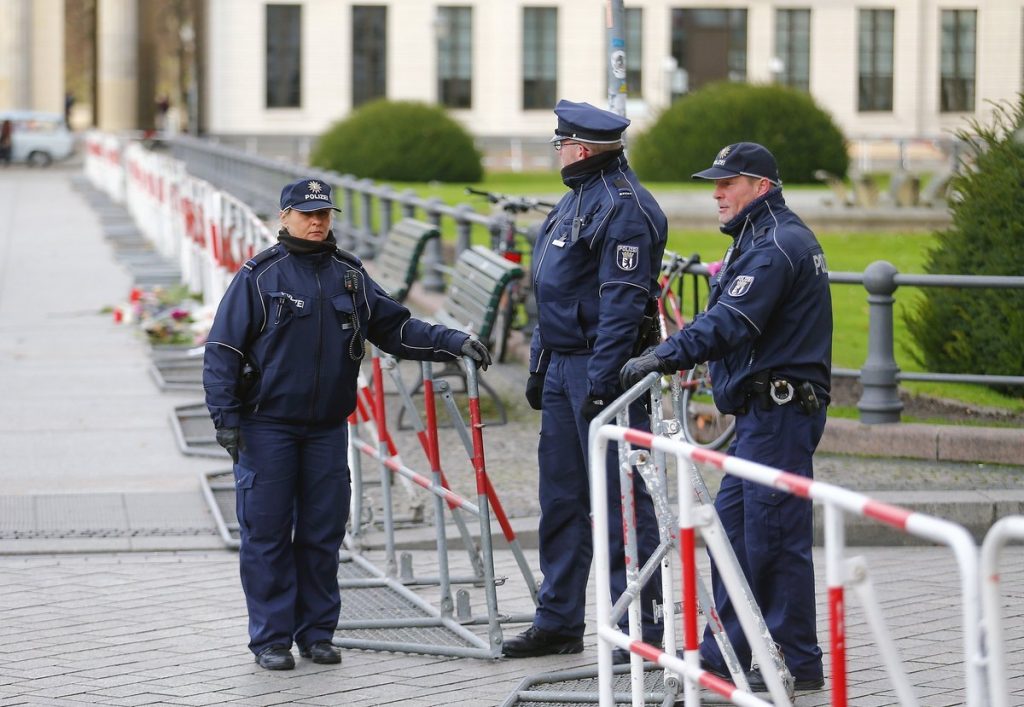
[728,275,755,297]
[616,245,639,271]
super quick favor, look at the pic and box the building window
[523,7,557,110]
[437,7,472,109]
[624,8,643,97]
[775,8,810,91]
[266,4,301,108]
[670,9,747,99]
[858,9,894,112]
[353,6,387,108]
[940,10,976,112]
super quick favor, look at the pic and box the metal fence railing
[167,135,1024,424]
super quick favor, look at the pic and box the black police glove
[215,427,240,464]
[461,337,492,371]
[581,395,609,422]
[620,349,670,390]
[525,372,544,410]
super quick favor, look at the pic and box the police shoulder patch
[243,246,281,271]
[616,244,640,271]
[728,275,755,297]
[613,177,633,199]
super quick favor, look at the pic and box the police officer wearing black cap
[620,142,831,690]
[204,178,491,671]
[502,100,667,659]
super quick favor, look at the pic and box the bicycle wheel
[679,363,736,450]
[491,285,515,363]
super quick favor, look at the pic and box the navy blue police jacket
[203,238,469,429]
[653,188,832,414]
[529,150,667,399]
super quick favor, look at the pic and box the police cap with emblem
[692,142,781,186]
[550,99,630,144]
[280,177,342,212]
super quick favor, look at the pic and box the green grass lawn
[369,173,1023,414]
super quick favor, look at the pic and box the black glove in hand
[461,337,492,371]
[525,372,544,410]
[581,395,609,422]
[620,349,669,390]
[216,427,240,464]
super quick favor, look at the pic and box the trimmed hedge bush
[906,94,1024,396]
[310,100,482,183]
[631,83,849,184]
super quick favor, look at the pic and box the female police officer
[204,178,490,670]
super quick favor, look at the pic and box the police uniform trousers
[234,419,351,656]
[535,352,663,642]
[699,401,826,682]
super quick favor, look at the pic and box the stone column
[0,0,32,109]
[97,0,139,131]
[30,0,65,114]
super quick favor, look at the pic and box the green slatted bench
[399,245,524,427]
[372,218,441,302]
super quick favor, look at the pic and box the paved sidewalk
[0,166,1021,705]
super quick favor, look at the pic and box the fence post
[421,197,446,292]
[357,178,376,258]
[857,260,904,423]
[453,203,474,256]
[379,185,395,239]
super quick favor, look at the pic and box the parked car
[0,111,75,166]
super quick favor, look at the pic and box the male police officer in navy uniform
[204,178,490,670]
[621,143,831,691]
[502,100,667,660]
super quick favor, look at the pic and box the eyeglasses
[553,139,579,152]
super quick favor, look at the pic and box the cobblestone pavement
[1,545,1021,706]
[1,165,1022,706]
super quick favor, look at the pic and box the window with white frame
[438,6,472,109]
[353,6,387,108]
[265,4,301,108]
[858,8,894,112]
[940,9,976,112]
[523,7,557,110]
[775,8,810,92]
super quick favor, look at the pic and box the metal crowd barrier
[587,371,1002,707]
[337,348,538,659]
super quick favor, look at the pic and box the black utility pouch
[796,381,821,413]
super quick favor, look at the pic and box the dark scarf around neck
[560,148,624,185]
[277,229,338,255]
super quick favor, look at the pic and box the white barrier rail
[980,515,1024,707]
[589,414,989,707]
[85,133,275,308]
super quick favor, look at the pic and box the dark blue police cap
[280,177,341,212]
[550,99,630,144]
[692,142,781,185]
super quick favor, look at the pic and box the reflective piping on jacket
[254,253,290,334]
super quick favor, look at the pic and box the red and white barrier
[589,421,989,707]
[980,515,1024,707]
[84,133,275,311]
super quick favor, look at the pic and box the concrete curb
[820,417,1024,466]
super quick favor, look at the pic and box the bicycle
[656,251,736,450]
[465,187,556,362]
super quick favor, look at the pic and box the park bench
[398,245,525,427]
[371,218,441,302]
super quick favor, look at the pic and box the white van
[0,111,76,166]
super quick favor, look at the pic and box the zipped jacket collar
[560,149,626,188]
[720,186,785,238]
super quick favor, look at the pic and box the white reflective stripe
[205,340,244,358]
[764,201,795,272]
[255,253,289,333]
[719,301,761,335]
[598,280,649,298]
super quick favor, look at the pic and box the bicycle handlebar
[465,187,556,214]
